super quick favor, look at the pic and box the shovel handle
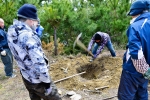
[87,50,94,57]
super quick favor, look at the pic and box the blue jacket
[36,25,44,38]
[0,27,9,51]
[123,12,150,76]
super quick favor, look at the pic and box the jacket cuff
[42,82,51,89]
[0,47,3,52]
[131,56,149,74]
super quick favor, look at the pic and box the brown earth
[47,50,125,100]
[0,50,145,100]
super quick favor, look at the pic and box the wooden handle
[76,40,94,57]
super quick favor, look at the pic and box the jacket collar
[134,12,150,23]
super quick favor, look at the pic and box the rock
[67,91,76,96]
[58,90,62,95]
[70,94,82,100]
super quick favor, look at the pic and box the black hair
[94,34,101,40]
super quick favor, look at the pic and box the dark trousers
[92,40,116,57]
[118,70,148,100]
[0,48,13,76]
[22,76,62,100]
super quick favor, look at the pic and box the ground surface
[0,50,149,100]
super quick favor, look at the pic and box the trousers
[118,70,148,100]
[0,48,13,76]
[92,40,116,57]
[22,76,62,100]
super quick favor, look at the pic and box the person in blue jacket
[36,18,44,38]
[118,0,150,100]
[0,18,16,78]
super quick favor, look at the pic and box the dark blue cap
[17,4,38,20]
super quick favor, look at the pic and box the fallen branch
[102,95,117,100]
[54,71,86,83]
[60,67,68,73]
[83,89,101,94]
[95,86,109,90]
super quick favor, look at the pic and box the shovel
[73,33,94,57]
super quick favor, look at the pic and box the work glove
[143,67,150,80]
[1,50,6,56]
[37,25,44,32]
[45,86,52,96]
[89,55,96,62]
[36,25,44,38]
[89,57,94,62]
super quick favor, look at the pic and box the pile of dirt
[49,53,123,92]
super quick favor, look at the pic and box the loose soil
[46,50,124,100]
[0,50,149,100]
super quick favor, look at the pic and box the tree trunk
[54,27,58,55]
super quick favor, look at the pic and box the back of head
[17,4,38,20]
[94,34,101,40]
[127,0,150,16]
[0,18,4,28]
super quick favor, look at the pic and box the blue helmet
[127,0,150,16]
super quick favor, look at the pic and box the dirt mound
[49,54,122,92]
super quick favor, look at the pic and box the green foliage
[0,0,132,55]
[17,0,40,5]
[38,0,131,54]
[0,0,40,28]
[0,0,17,27]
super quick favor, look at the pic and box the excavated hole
[76,56,121,80]
[49,54,122,90]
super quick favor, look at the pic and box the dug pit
[50,54,122,91]
[77,57,122,80]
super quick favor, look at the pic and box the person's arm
[25,34,50,83]
[128,26,149,74]
[87,34,96,51]
[0,30,7,56]
[0,30,4,51]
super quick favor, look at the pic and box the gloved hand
[37,25,44,32]
[89,57,94,62]
[36,25,44,38]
[89,55,96,62]
[1,50,6,56]
[143,68,150,80]
[45,86,52,96]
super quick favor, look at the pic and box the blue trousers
[118,70,148,100]
[0,48,13,76]
[92,40,116,57]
